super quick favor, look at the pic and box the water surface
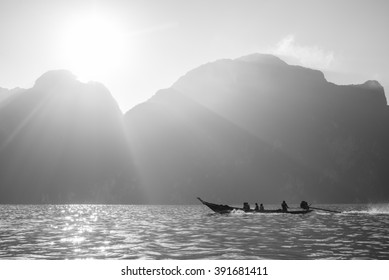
[1,204,388,259]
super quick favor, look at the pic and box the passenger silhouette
[243,202,250,211]
[281,200,289,212]
[300,201,309,210]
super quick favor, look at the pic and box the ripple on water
[1,204,389,259]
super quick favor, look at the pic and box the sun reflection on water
[1,204,389,259]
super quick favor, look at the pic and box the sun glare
[60,13,126,82]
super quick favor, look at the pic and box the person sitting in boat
[254,203,259,211]
[300,200,309,210]
[259,203,264,211]
[243,202,250,211]
[281,200,289,212]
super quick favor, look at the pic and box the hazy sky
[0,0,388,112]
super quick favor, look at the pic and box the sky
[0,0,388,112]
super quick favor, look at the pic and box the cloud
[271,34,334,70]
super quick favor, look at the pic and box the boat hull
[197,197,313,214]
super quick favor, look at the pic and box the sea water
[0,204,388,259]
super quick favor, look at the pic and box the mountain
[0,70,141,203]
[125,54,389,204]
[0,87,25,103]
[1,55,388,204]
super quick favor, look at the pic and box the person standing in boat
[281,200,289,212]
[259,203,264,211]
[243,202,250,211]
[254,203,259,211]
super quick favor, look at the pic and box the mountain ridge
[0,70,139,204]
[1,54,388,204]
[125,53,389,204]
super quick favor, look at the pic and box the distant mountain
[0,70,141,203]
[0,87,25,103]
[1,55,388,205]
[125,54,389,204]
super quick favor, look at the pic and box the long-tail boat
[197,197,313,214]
